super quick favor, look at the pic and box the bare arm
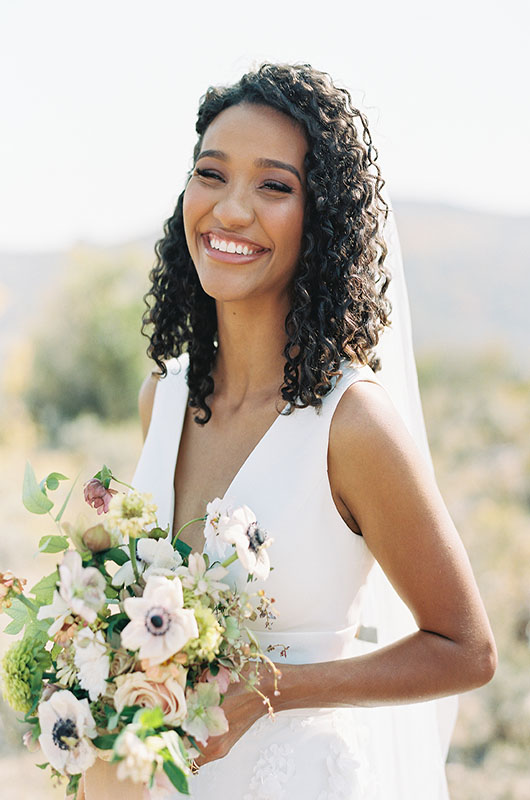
[270,380,497,710]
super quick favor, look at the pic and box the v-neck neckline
[169,382,290,534]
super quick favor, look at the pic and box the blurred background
[0,1,529,797]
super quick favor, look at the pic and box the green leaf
[163,760,190,795]
[30,570,59,605]
[35,762,49,770]
[174,539,192,560]
[103,547,129,566]
[23,462,53,515]
[94,464,114,489]
[38,535,69,554]
[92,734,118,750]
[134,706,164,730]
[3,598,30,634]
[43,472,68,492]
[55,472,80,523]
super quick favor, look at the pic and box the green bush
[24,245,151,440]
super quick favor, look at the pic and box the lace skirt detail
[157,703,449,800]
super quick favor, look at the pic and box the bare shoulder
[329,377,418,461]
[138,369,162,441]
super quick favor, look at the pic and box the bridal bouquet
[0,464,279,798]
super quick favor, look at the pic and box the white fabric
[133,341,452,798]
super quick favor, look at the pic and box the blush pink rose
[114,672,187,726]
[199,665,233,694]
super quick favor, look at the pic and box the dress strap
[132,353,189,531]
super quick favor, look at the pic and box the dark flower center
[52,718,78,751]
[145,606,171,635]
[246,522,268,553]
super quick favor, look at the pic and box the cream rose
[113,672,187,726]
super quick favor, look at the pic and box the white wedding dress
[133,350,452,800]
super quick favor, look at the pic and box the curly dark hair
[142,62,391,424]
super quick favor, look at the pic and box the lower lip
[201,235,270,264]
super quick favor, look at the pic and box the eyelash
[194,168,293,194]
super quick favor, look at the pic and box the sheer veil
[363,189,459,760]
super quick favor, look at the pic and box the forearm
[270,629,496,711]
[82,758,145,800]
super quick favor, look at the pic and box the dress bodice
[132,352,382,661]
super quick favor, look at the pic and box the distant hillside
[0,201,528,370]
[393,202,529,364]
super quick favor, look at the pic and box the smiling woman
[81,63,496,800]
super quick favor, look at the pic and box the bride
[82,62,496,799]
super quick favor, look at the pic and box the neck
[212,293,290,406]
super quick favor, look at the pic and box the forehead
[201,103,308,168]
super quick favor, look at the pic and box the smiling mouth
[201,233,270,262]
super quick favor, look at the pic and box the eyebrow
[196,149,302,184]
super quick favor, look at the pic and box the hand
[194,661,282,766]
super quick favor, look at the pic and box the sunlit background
[0,1,529,798]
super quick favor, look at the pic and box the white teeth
[207,235,260,256]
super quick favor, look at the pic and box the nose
[213,182,255,229]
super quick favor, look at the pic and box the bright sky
[1,0,528,250]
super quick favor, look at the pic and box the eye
[262,180,293,194]
[194,167,224,182]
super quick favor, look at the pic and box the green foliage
[22,462,54,514]
[24,246,150,439]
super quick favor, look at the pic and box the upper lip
[202,229,270,251]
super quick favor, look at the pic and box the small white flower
[121,575,198,666]
[58,551,106,624]
[73,627,110,701]
[38,689,97,775]
[203,497,234,560]
[105,491,157,540]
[182,682,228,746]
[115,725,162,784]
[112,537,183,587]
[37,590,71,637]
[219,505,273,580]
[55,647,77,687]
[175,552,230,601]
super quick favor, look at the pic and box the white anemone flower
[219,505,273,580]
[73,627,110,701]
[38,689,97,775]
[114,725,162,784]
[37,590,71,637]
[112,537,183,587]
[203,497,234,560]
[58,551,106,624]
[175,552,230,601]
[121,575,198,666]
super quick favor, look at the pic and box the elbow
[465,633,498,689]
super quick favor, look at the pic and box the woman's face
[183,102,308,304]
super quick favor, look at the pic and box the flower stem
[221,552,239,568]
[128,538,140,583]
[112,477,135,491]
[17,594,39,614]
[172,516,206,548]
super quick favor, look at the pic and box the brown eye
[262,181,292,193]
[195,168,224,182]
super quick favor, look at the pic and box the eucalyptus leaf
[23,462,53,515]
[38,535,69,554]
[44,472,68,491]
[163,760,190,795]
[30,570,59,604]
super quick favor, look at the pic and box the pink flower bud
[83,478,117,515]
[82,523,111,552]
[22,730,41,753]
